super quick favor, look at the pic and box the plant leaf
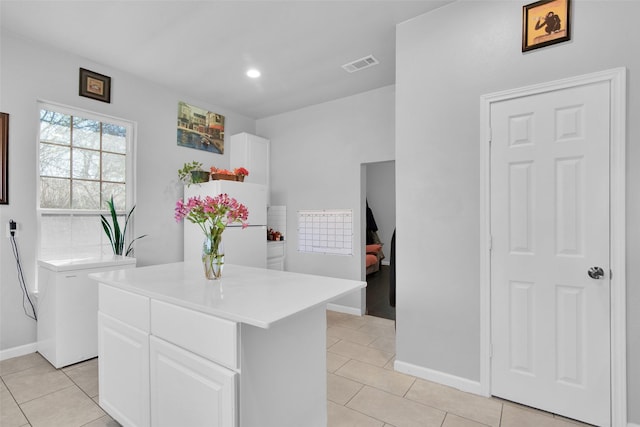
[125,234,148,256]
[107,196,123,255]
[100,215,116,253]
[101,195,145,256]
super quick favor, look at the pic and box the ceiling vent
[342,55,379,73]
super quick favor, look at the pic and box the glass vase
[202,233,224,280]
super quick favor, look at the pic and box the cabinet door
[230,133,269,188]
[246,134,269,188]
[150,336,237,427]
[98,313,150,427]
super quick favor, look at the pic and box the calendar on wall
[297,210,353,255]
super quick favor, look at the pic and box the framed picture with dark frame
[1,112,8,204]
[522,0,571,52]
[79,68,111,103]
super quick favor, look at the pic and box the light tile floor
[0,311,594,427]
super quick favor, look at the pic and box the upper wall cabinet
[230,133,270,193]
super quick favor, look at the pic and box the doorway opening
[362,160,396,320]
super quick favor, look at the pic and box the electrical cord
[9,228,37,321]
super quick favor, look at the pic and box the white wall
[0,33,256,352]
[257,85,395,312]
[366,161,395,259]
[396,1,640,423]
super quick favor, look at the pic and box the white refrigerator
[183,180,267,268]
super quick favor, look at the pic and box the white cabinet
[267,241,286,271]
[98,312,150,427]
[98,285,239,427]
[150,336,236,427]
[230,132,270,192]
[98,283,150,427]
[267,205,287,270]
[91,262,365,427]
[37,255,136,368]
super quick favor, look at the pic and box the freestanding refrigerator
[183,180,267,268]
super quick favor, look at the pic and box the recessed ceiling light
[246,69,261,78]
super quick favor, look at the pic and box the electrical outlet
[7,221,17,238]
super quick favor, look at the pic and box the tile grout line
[328,315,401,426]
[60,362,107,427]
[1,376,32,427]
[333,357,416,399]
[339,384,389,427]
[329,312,454,427]
[17,382,78,406]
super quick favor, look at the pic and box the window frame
[36,100,137,255]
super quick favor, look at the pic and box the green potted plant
[101,196,147,256]
[178,161,210,186]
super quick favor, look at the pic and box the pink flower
[174,193,250,237]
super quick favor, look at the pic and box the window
[38,103,135,258]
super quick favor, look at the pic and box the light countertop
[38,255,136,272]
[89,262,365,329]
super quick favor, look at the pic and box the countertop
[38,255,136,272]
[89,262,365,329]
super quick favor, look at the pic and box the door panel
[490,81,610,427]
[98,312,150,427]
[150,336,237,427]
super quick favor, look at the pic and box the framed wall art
[79,68,111,103]
[522,0,571,52]
[177,101,225,154]
[1,112,8,204]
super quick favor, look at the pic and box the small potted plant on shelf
[233,167,250,182]
[178,161,210,186]
[210,166,250,182]
[210,167,236,181]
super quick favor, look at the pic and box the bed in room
[366,243,384,275]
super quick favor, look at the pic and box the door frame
[479,68,627,426]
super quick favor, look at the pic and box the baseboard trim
[326,303,363,316]
[394,359,484,396]
[0,342,38,361]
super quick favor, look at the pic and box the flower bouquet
[175,194,249,279]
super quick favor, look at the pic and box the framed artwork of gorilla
[522,0,571,52]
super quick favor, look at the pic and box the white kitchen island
[90,262,365,427]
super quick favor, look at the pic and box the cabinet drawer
[151,300,238,369]
[99,284,150,332]
[267,242,285,259]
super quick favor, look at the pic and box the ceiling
[1,0,451,119]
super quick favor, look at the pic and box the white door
[150,336,237,427]
[490,81,610,426]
